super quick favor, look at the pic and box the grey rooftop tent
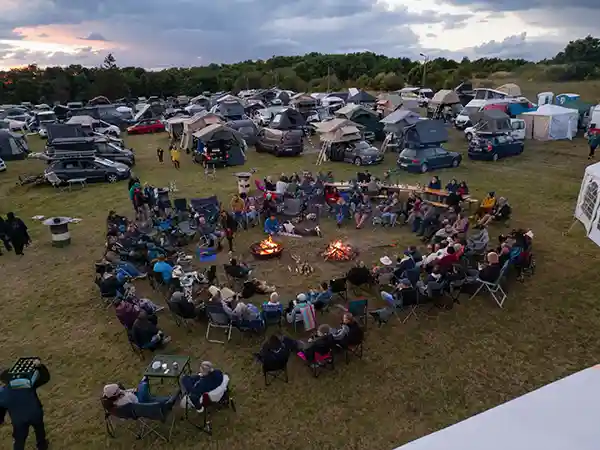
[347,89,376,104]
[381,108,421,134]
[404,119,448,147]
[193,123,246,166]
[270,108,306,130]
[0,130,29,160]
[46,123,88,142]
[470,109,512,133]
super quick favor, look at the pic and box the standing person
[171,147,181,169]
[220,210,237,252]
[588,130,599,160]
[0,216,12,255]
[157,147,164,163]
[0,358,51,450]
[6,212,29,256]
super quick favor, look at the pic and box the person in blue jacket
[264,214,280,235]
[0,359,50,450]
[427,176,441,190]
[180,361,224,410]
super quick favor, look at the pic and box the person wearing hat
[180,362,224,410]
[170,289,203,319]
[286,293,310,324]
[102,377,169,411]
[0,359,51,450]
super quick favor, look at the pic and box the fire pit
[322,240,357,261]
[250,236,284,259]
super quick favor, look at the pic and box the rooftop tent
[393,365,600,450]
[192,123,246,166]
[88,96,111,106]
[226,119,259,145]
[404,119,448,147]
[314,118,362,142]
[116,106,133,120]
[496,83,522,97]
[275,90,290,106]
[519,104,578,140]
[185,104,206,115]
[377,93,403,112]
[555,93,579,105]
[380,108,421,134]
[46,123,88,142]
[291,93,318,109]
[66,115,96,127]
[538,91,554,105]
[0,130,28,160]
[181,111,224,150]
[326,92,350,102]
[574,162,600,245]
[270,108,306,130]
[429,89,460,106]
[470,109,512,133]
[190,94,211,109]
[212,100,245,120]
[347,89,376,104]
[335,104,384,140]
[215,94,243,105]
[244,100,266,115]
[166,116,188,139]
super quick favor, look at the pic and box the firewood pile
[288,254,314,275]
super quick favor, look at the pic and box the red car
[127,119,165,135]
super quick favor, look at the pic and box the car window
[423,148,437,157]
[95,143,109,152]
[400,149,417,158]
[63,161,80,170]
[80,160,97,169]
[434,148,447,156]
[495,135,507,144]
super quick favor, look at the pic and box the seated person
[131,310,170,350]
[170,290,203,319]
[331,313,364,347]
[180,362,224,410]
[325,187,341,205]
[476,210,493,227]
[264,176,276,192]
[405,245,422,264]
[197,216,224,247]
[222,297,261,322]
[427,176,442,190]
[225,258,251,279]
[366,179,380,195]
[114,298,142,329]
[262,292,284,313]
[347,261,372,287]
[97,267,125,297]
[477,251,502,282]
[493,197,511,221]
[479,191,496,214]
[297,324,334,362]
[153,256,174,284]
[437,245,459,271]
[452,214,469,236]
[230,194,246,225]
[457,181,470,196]
[445,178,459,193]
[275,177,288,195]
[311,282,333,310]
[255,334,291,370]
[354,194,372,229]
[281,220,322,237]
[466,225,490,255]
[417,265,444,296]
[380,193,400,225]
[433,223,455,242]
[285,293,311,323]
[370,279,416,323]
[264,215,280,235]
[262,193,277,216]
[107,210,128,230]
[102,377,168,410]
[394,252,417,279]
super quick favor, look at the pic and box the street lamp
[419,53,429,87]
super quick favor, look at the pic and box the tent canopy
[66,115,96,127]
[347,89,376,104]
[496,83,522,97]
[471,109,512,133]
[429,90,460,105]
[335,104,378,120]
[394,365,600,450]
[270,108,306,130]
[520,104,578,140]
[192,123,243,143]
[381,108,421,133]
[0,129,28,160]
[574,161,600,245]
[404,120,448,146]
[314,118,362,142]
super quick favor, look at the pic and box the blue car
[397,146,462,173]
[468,133,524,161]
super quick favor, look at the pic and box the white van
[454,99,487,129]
[588,105,600,131]
[464,118,526,141]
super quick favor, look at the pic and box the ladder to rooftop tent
[381,133,393,153]
[316,140,332,165]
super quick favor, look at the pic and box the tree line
[1,36,599,105]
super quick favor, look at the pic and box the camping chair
[166,298,195,330]
[398,287,421,323]
[190,196,220,224]
[259,350,290,386]
[279,198,305,220]
[346,298,368,330]
[182,374,236,435]
[378,291,402,324]
[126,329,145,359]
[330,277,348,303]
[205,305,233,344]
[45,171,63,189]
[297,339,335,378]
[103,400,139,439]
[469,260,510,308]
[132,389,181,443]
[262,308,283,330]
[223,264,248,291]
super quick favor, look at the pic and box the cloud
[78,32,109,41]
[37,33,49,38]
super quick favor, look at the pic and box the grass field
[1,122,599,450]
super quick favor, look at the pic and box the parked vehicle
[67,101,83,109]
[397,146,461,173]
[45,156,130,183]
[465,118,526,141]
[328,140,383,166]
[255,128,304,156]
[0,157,6,172]
[468,133,524,161]
[47,137,135,166]
[127,119,165,134]
[418,88,434,107]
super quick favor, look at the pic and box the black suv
[45,157,131,183]
[47,137,135,166]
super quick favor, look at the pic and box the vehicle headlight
[117,167,126,172]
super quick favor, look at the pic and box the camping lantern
[42,217,71,247]
[234,172,252,198]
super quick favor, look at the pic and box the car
[0,157,6,172]
[126,119,165,135]
[397,146,462,173]
[255,128,304,156]
[468,133,524,161]
[45,157,130,183]
[328,140,384,166]
[47,137,135,166]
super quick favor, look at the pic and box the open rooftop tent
[347,89,376,104]
[380,108,421,134]
[192,123,246,166]
[496,83,522,97]
[180,111,224,150]
[394,365,600,450]
[573,162,600,246]
[226,119,259,146]
[211,100,245,120]
[269,107,306,130]
[0,129,28,160]
[429,89,460,106]
[313,118,363,143]
[189,94,211,109]
[88,96,111,106]
[335,104,384,140]
[404,119,448,147]
[470,109,512,133]
[519,104,578,140]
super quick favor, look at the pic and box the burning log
[322,240,357,261]
[250,236,284,259]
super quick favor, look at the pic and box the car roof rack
[46,150,97,160]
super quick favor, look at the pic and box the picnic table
[144,354,191,380]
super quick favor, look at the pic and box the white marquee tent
[519,104,578,141]
[394,365,600,450]
[573,162,600,246]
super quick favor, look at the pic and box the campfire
[322,240,357,261]
[250,236,284,259]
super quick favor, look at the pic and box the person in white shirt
[275,178,288,195]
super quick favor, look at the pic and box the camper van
[472,88,510,101]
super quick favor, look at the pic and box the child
[170,147,181,169]
[157,147,164,163]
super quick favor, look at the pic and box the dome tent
[0,130,29,160]
[571,161,600,246]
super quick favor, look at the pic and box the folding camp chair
[346,298,368,330]
[279,198,305,220]
[126,329,145,359]
[261,353,289,386]
[398,287,421,323]
[330,277,348,303]
[182,375,236,435]
[469,260,510,308]
[297,348,335,378]
[262,308,283,330]
[103,400,139,439]
[132,389,181,443]
[205,305,233,344]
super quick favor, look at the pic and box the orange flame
[257,236,282,255]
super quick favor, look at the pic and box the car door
[343,144,354,163]
[431,147,448,168]
[510,120,526,140]
[494,135,508,157]
[256,129,266,151]
[61,160,83,180]
[80,159,104,181]
[503,135,522,156]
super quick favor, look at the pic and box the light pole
[419,53,428,87]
